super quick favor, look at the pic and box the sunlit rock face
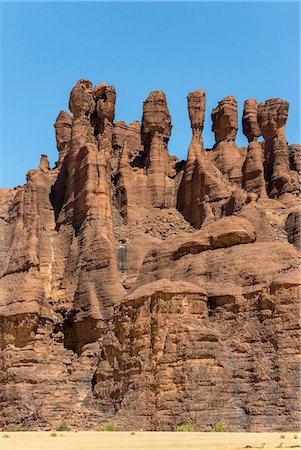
[0,80,299,432]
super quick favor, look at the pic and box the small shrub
[294,434,298,439]
[50,432,57,437]
[177,423,193,432]
[3,434,10,438]
[213,422,226,432]
[5,424,28,432]
[280,434,285,439]
[55,421,70,432]
[202,428,212,432]
[130,431,136,435]
[105,422,116,431]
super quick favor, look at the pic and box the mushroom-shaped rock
[210,96,243,184]
[211,96,238,144]
[187,90,206,134]
[69,79,95,118]
[141,91,172,144]
[243,99,261,143]
[258,98,289,140]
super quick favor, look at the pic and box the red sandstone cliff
[0,80,300,432]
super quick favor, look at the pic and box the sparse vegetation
[280,434,285,439]
[5,424,28,432]
[213,421,226,432]
[130,431,136,435]
[294,434,298,439]
[55,420,70,432]
[177,423,194,432]
[2,434,10,438]
[50,432,57,437]
[105,422,116,431]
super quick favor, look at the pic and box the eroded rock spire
[242,99,267,197]
[210,96,243,184]
[142,91,172,208]
[177,90,232,228]
[0,79,300,432]
[258,98,292,196]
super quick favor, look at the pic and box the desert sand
[1,432,300,450]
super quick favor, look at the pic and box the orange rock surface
[0,80,300,432]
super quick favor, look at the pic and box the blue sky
[0,1,300,188]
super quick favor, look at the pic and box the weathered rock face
[0,80,300,432]
[285,209,301,249]
[94,219,299,431]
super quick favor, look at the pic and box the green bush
[177,423,193,432]
[50,432,57,437]
[55,420,70,432]
[105,422,116,431]
[5,424,28,432]
[213,421,226,432]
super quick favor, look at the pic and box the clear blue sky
[0,1,300,188]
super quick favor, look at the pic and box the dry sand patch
[0,431,300,450]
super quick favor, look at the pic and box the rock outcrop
[210,96,244,184]
[242,99,267,198]
[54,111,72,166]
[0,80,299,432]
[177,91,232,228]
[258,99,293,197]
[141,91,172,208]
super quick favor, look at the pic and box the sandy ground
[0,431,300,450]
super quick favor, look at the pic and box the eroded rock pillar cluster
[52,80,124,352]
[0,78,299,432]
[177,91,233,228]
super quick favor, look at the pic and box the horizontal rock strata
[0,80,300,432]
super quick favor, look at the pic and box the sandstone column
[242,99,267,197]
[54,110,72,166]
[141,91,172,208]
[258,98,292,197]
[211,96,242,184]
[177,91,231,228]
